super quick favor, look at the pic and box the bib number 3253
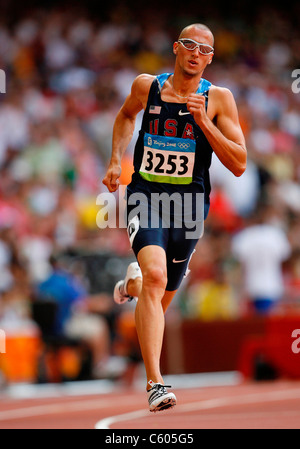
[139,133,195,184]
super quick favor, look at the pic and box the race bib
[139,133,195,184]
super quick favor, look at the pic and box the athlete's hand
[102,163,121,192]
[187,94,208,126]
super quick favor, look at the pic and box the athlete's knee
[142,264,167,290]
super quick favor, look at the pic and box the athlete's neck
[171,73,202,98]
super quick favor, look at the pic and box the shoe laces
[150,383,171,394]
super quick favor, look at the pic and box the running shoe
[113,262,142,304]
[147,380,177,412]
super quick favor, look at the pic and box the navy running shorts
[125,179,205,291]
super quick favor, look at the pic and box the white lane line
[95,409,149,429]
[179,387,300,412]
[0,395,138,422]
[0,399,112,421]
[95,387,300,429]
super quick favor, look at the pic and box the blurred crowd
[0,1,300,382]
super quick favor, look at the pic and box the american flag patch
[149,105,161,114]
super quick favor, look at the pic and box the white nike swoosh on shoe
[178,110,190,116]
[172,258,188,263]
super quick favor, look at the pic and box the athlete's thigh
[126,185,170,265]
[137,244,167,276]
[137,248,176,311]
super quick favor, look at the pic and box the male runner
[102,23,247,412]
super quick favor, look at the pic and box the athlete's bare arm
[102,74,154,192]
[187,86,247,177]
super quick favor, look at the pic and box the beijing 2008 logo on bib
[140,132,196,185]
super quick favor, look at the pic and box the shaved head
[178,23,214,46]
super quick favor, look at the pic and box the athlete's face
[173,27,214,76]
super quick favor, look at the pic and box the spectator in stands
[36,255,112,378]
[231,204,292,314]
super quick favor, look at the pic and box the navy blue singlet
[131,72,213,210]
[126,73,214,290]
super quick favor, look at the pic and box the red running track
[0,379,300,429]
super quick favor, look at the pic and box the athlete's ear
[173,41,179,55]
[207,54,214,64]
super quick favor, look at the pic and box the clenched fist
[187,94,208,126]
[102,163,121,192]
